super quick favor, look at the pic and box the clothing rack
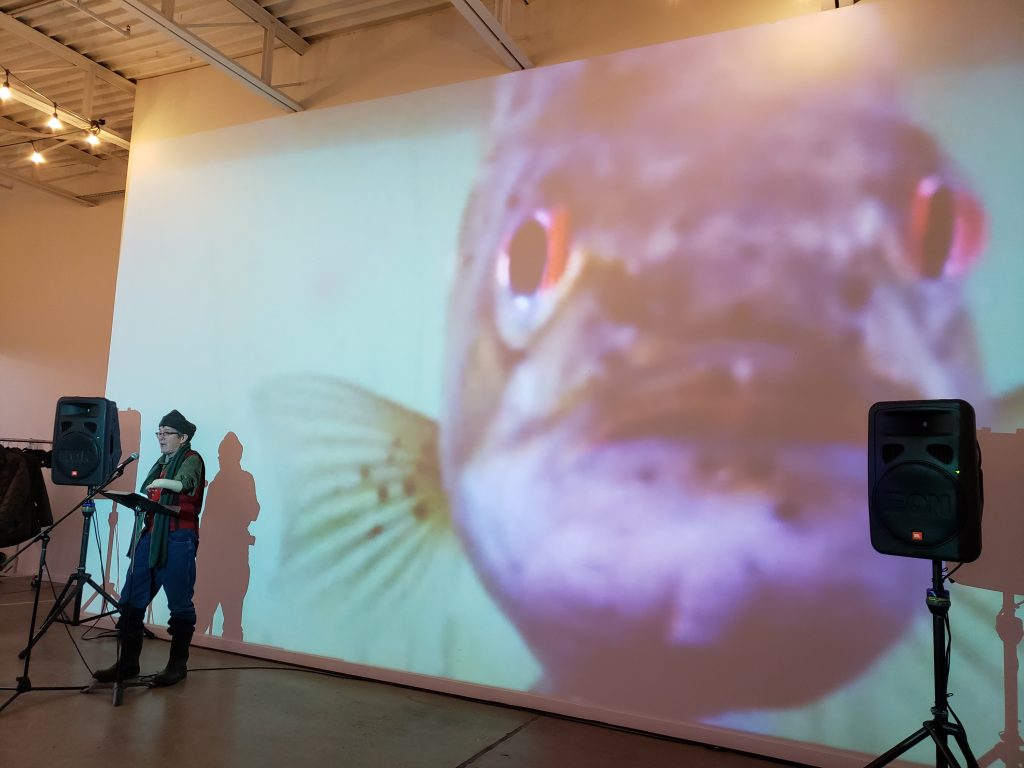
[0,439,53,468]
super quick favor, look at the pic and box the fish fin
[254,375,458,615]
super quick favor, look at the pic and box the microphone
[113,452,139,473]
[94,452,141,493]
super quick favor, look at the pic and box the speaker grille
[927,444,954,464]
[881,443,905,462]
[52,432,100,479]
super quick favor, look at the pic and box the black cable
[945,613,952,682]
[947,702,966,730]
[944,562,964,583]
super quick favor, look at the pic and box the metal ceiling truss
[2,81,131,149]
[0,10,136,94]
[449,0,531,70]
[0,0,310,204]
[0,115,108,167]
[0,0,535,206]
[0,6,132,203]
[109,0,305,112]
[0,165,99,205]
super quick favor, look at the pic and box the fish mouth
[578,341,913,450]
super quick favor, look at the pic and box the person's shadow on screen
[194,432,260,641]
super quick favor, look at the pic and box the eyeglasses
[155,430,181,438]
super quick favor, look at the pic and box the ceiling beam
[0,166,97,206]
[42,134,105,167]
[109,0,303,112]
[0,11,136,95]
[223,0,310,55]
[449,0,531,70]
[63,0,132,38]
[2,83,131,150]
[0,114,44,139]
[0,114,109,167]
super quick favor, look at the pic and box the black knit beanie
[160,409,196,439]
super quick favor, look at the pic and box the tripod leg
[18,544,126,657]
[17,569,82,659]
[80,573,123,625]
[1,535,49,710]
[1,532,88,712]
[19,570,125,658]
[923,721,963,768]
[947,724,981,768]
[865,727,931,768]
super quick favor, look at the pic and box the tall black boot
[150,630,192,687]
[93,608,145,682]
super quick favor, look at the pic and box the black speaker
[868,399,983,562]
[51,396,122,486]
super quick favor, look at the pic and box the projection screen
[99,1,1023,764]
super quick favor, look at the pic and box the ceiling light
[30,144,44,164]
[48,105,62,130]
[0,70,10,101]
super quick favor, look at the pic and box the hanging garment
[0,447,53,548]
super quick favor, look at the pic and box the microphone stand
[85,487,181,705]
[80,498,119,615]
[85,500,146,706]
[0,459,134,713]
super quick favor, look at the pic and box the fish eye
[909,175,985,279]
[505,218,549,296]
[499,207,572,297]
[494,207,579,349]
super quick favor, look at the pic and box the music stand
[98,491,179,521]
[85,491,178,705]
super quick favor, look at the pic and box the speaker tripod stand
[18,493,121,660]
[866,560,979,768]
[0,483,119,712]
[1,455,140,711]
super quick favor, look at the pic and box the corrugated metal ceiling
[0,0,462,204]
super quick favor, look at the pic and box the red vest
[145,449,206,532]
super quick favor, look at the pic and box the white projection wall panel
[101,1,1023,765]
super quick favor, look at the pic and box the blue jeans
[122,529,198,636]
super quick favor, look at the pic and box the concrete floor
[0,576,805,768]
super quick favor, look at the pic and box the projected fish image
[258,28,1010,717]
